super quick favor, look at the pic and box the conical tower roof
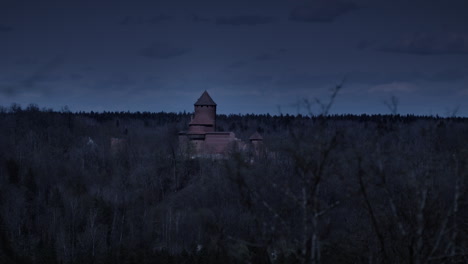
[249,131,263,141]
[195,91,216,106]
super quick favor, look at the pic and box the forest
[0,103,467,264]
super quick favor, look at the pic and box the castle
[178,91,262,157]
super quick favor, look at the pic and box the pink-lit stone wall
[191,105,216,131]
[203,132,236,154]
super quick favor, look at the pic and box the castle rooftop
[249,131,263,141]
[195,91,216,106]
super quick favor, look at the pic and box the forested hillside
[0,104,467,264]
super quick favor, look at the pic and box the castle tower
[249,131,263,146]
[188,91,217,134]
[249,131,264,156]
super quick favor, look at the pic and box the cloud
[356,40,372,50]
[215,15,277,26]
[346,71,423,85]
[21,57,64,87]
[0,57,64,97]
[254,53,274,61]
[190,14,211,23]
[382,32,468,55]
[120,15,173,25]
[226,61,248,69]
[345,68,467,85]
[289,0,357,23]
[428,68,467,82]
[459,89,468,96]
[69,73,85,81]
[225,52,277,70]
[0,85,16,97]
[91,73,137,92]
[0,24,13,32]
[203,72,273,88]
[276,74,341,90]
[139,42,190,59]
[229,74,273,86]
[368,82,418,93]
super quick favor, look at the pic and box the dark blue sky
[1,0,468,115]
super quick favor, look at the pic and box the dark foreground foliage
[0,104,467,264]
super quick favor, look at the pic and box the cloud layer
[0,24,13,32]
[369,82,418,93]
[191,14,211,23]
[289,0,357,23]
[1,57,64,97]
[383,33,468,55]
[215,15,277,26]
[139,42,190,59]
[120,15,173,25]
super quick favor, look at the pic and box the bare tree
[384,95,399,115]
